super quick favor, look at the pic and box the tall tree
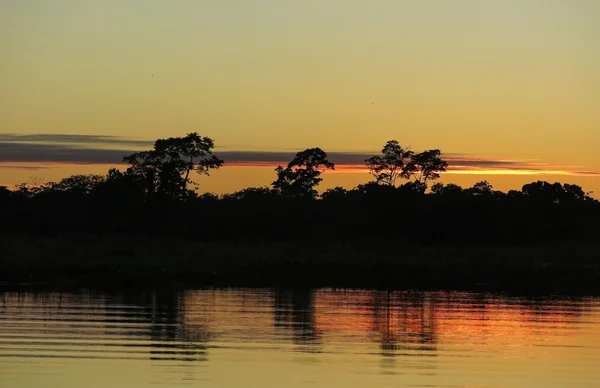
[364,140,413,186]
[404,149,448,192]
[123,133,223,200]
[272,148,335,199]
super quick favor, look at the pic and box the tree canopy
[364,141,448,192]
[123,133,223,200]
[272,147,335,199]
[364,140,412,186]
[2,134,598,250]
[404,149,448,191]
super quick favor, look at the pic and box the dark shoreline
[1,234,599,296]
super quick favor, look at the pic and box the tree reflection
[369,291,438,374]
[273,288,321,353]
[105,290,210,363]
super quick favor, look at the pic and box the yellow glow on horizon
[1,1,599,175]
[444,169,588,176]
[222,163,599,177]
[1,162,598,197]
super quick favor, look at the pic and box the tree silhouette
[563,183,587,202]
[398,181,427,194]
[272,148,334,199]
[321,186,348,201]
[123,133,223,200]
[26,176,46,188]
[365,140,413,186]
[48,174,107,195]
[522,181,591,204]
[90,168,144,204]
[0,186,10,204]
[431,182,463,197]
[222,187,275,202]
[3,132,599,262]
[467,180,494,196]
[404,149,448,192]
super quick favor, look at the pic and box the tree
[88,168,145,206]
[321,186,348,201]
[403,149,448,192]
[398,181,427,194]
[507,190,522,198]
[123,133,223,200]
[522,181,566,204]
[350,182,399,200]
[223,187,276,202]
[197,192,219,202]
[431,182,463,196]
[0,186,11,204]
[584,192,597,203]
[467,181,494,196]
[49,174,107,195]
[562,183,586,202]
[364,140,413,186]
[522,181,592,204]
[13,181,45,199]
[12,176,48,198]
[272,148,335,199]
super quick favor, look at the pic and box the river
[1,288,598,387]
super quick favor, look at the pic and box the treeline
[1,133,598,246]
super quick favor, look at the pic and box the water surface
[1,288,599,387]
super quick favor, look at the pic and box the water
[0,289,599,388]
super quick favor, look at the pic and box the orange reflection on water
[179,290,597,355]
[2,289,600,388]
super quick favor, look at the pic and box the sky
[1,1,599,195]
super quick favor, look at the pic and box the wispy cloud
[0,133,153,148]
[1,133,598,177]
[444,166,600,177]
[220,152,600,176]
[0,164,49,170]
[0,143,132,164]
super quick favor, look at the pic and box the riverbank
[1,234,599,294]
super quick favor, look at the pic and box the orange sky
[1,1,599,196]
[1,161,598,198]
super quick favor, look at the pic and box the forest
[1,132,597,243]
[1,133,599,292]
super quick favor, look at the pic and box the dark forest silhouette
[1,133,599,292]
[1,132,597,242]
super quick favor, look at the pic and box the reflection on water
[274,289,321,354]
[0,289,599,387]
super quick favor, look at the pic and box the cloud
[211,151,530,168]
[0,164,49,170]
[573,171,600,177]
[1,133,599,176]
[0,133,153,148]
[444,167,600,176]
[0,143,131,164]
[0,143,523,168]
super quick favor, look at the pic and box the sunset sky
[1,1,599,195]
